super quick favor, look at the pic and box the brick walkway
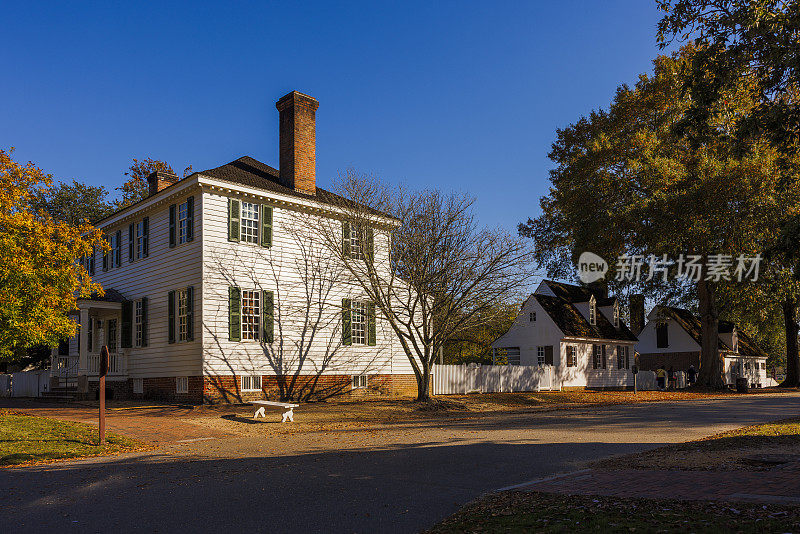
[0,399,229,444]
[512,467,800,504]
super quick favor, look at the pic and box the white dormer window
[589,296,597,326]
[613,301,619,328]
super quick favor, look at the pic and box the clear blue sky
[3,1,668,231]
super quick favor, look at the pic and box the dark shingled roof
[655,306,766,358]
[200,156,393,218]
[79,288,126,303]
[535,282,637,342]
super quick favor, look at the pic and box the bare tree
[314,170,534,401]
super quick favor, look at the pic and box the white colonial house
[50,91,417,403]
[635,305,768,388]
[490,280,638,389]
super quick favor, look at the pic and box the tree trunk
[697,279,725,388]
[416,364,431,402]
[780,295,800,387]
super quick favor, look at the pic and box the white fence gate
[433,364,555,395]
[9,370,50,397]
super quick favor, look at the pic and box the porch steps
[41,386,78,402]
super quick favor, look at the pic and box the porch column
[78,307,89,376]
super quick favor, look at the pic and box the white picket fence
[433,364,556,395]
[7,370,50,397]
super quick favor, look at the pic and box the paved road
[2,394,799,534]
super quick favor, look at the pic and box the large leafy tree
[32,179,114,225]
[0,149,106,361]
[114,158,176,209]
[520,46,799,388]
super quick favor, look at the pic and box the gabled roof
[200,156,393,219]
[535,281,637,342]
[653,306,766,358]
[78,288,126,303]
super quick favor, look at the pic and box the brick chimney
[629,294,645,336]
[146,171,179,196]
[276,91,319,195]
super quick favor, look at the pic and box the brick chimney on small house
[147,171,179,196]
[276,91,319,195]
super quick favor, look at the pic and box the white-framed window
[566,345,578,367]
[178,201,190,244]
[352,375,368,389]
[132,378,143,394]
[347,224,363,260]
[613,302,620,328]
[530,312,536,323]
[110,232,120,268]
[617,345,630,369]
[177,289,190,342]
[176,376,188,394]
[134,299,144,348]
[241,375,262,392]
[351,300,367,345]
[537,346,545,366]
[593,344,606,369]
[241,290,261,341]
[240,202,260,244]
[589,296,597,326]
[107,319,117,352]
[136,220,145,259]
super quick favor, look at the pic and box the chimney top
[146,171,179,196]
[276,90,319,195]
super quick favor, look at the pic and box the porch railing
[88,352,126,375]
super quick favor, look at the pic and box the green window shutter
[89,247,95,275]
[186,196,194,242]
[186,286,194,341]
[229,286,241,341]
[115,230,121,266]
[103,236,109,271]
[262,290,274,342]
[367,301,376,346]
[342,298,352,346]
[365,227,374,262]
[142,217,149,257]
[141,297,148,347]
[168,291,176,344]
[121,301,132,348]
[342,221,350,257]
[128,223,135,262]
[228,198,240,242]
[261,205,272,248]
[169,204,177,248]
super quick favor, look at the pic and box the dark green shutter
[262,290,274,342]
[128,223,135,261]
[142,217,149,257]
[342,221,350,257]
[121,301,132,348]
[186,196,194,242]
[602,345,607,369]
[365,227,374,262]
[229,286,241,341]
[169,204,177,248]
[261,205,272,248]
[186,286,194,341]
[367,302,376,346]
[342,298,351,345]
[115,230,121,266]
[228,199,240,242]
[89,247,95,275]
[103,236,109,271]
[168,291,176,344]
[141,297,148,347]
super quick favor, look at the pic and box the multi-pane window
[110,233,120,268]
[617,345,630,369]
[241,290,261,340]
[351,301,367,345]
[241,375,262,391]
[348,225,363,260]
[537,346,545,366]
[589,297,597,326]
[593,344,606,369]
[177,289,190,342]
[352,375,367,389]
[178,201,190,244]
[566,346,578,367]
[107,319,117,352]
[134,299,144,347]
[240,202,260,244]
[136,221,145,259]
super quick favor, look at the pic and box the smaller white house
[635,306,768,388]
[491,280,638,390]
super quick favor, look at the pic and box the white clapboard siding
[432,364,555,395]
[200,188,412,377]
[88,184,203,378]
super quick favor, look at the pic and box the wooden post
[99,346,109,445]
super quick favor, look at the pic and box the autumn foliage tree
[115,158,176,209]
[0,149,106,361]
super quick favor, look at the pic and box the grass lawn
[594,417,800,471]
[427,491,800,533]
[0,410,145,467]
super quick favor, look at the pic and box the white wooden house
[635,306,768,388]
[51,91,417,403]
[490,280,638,389]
